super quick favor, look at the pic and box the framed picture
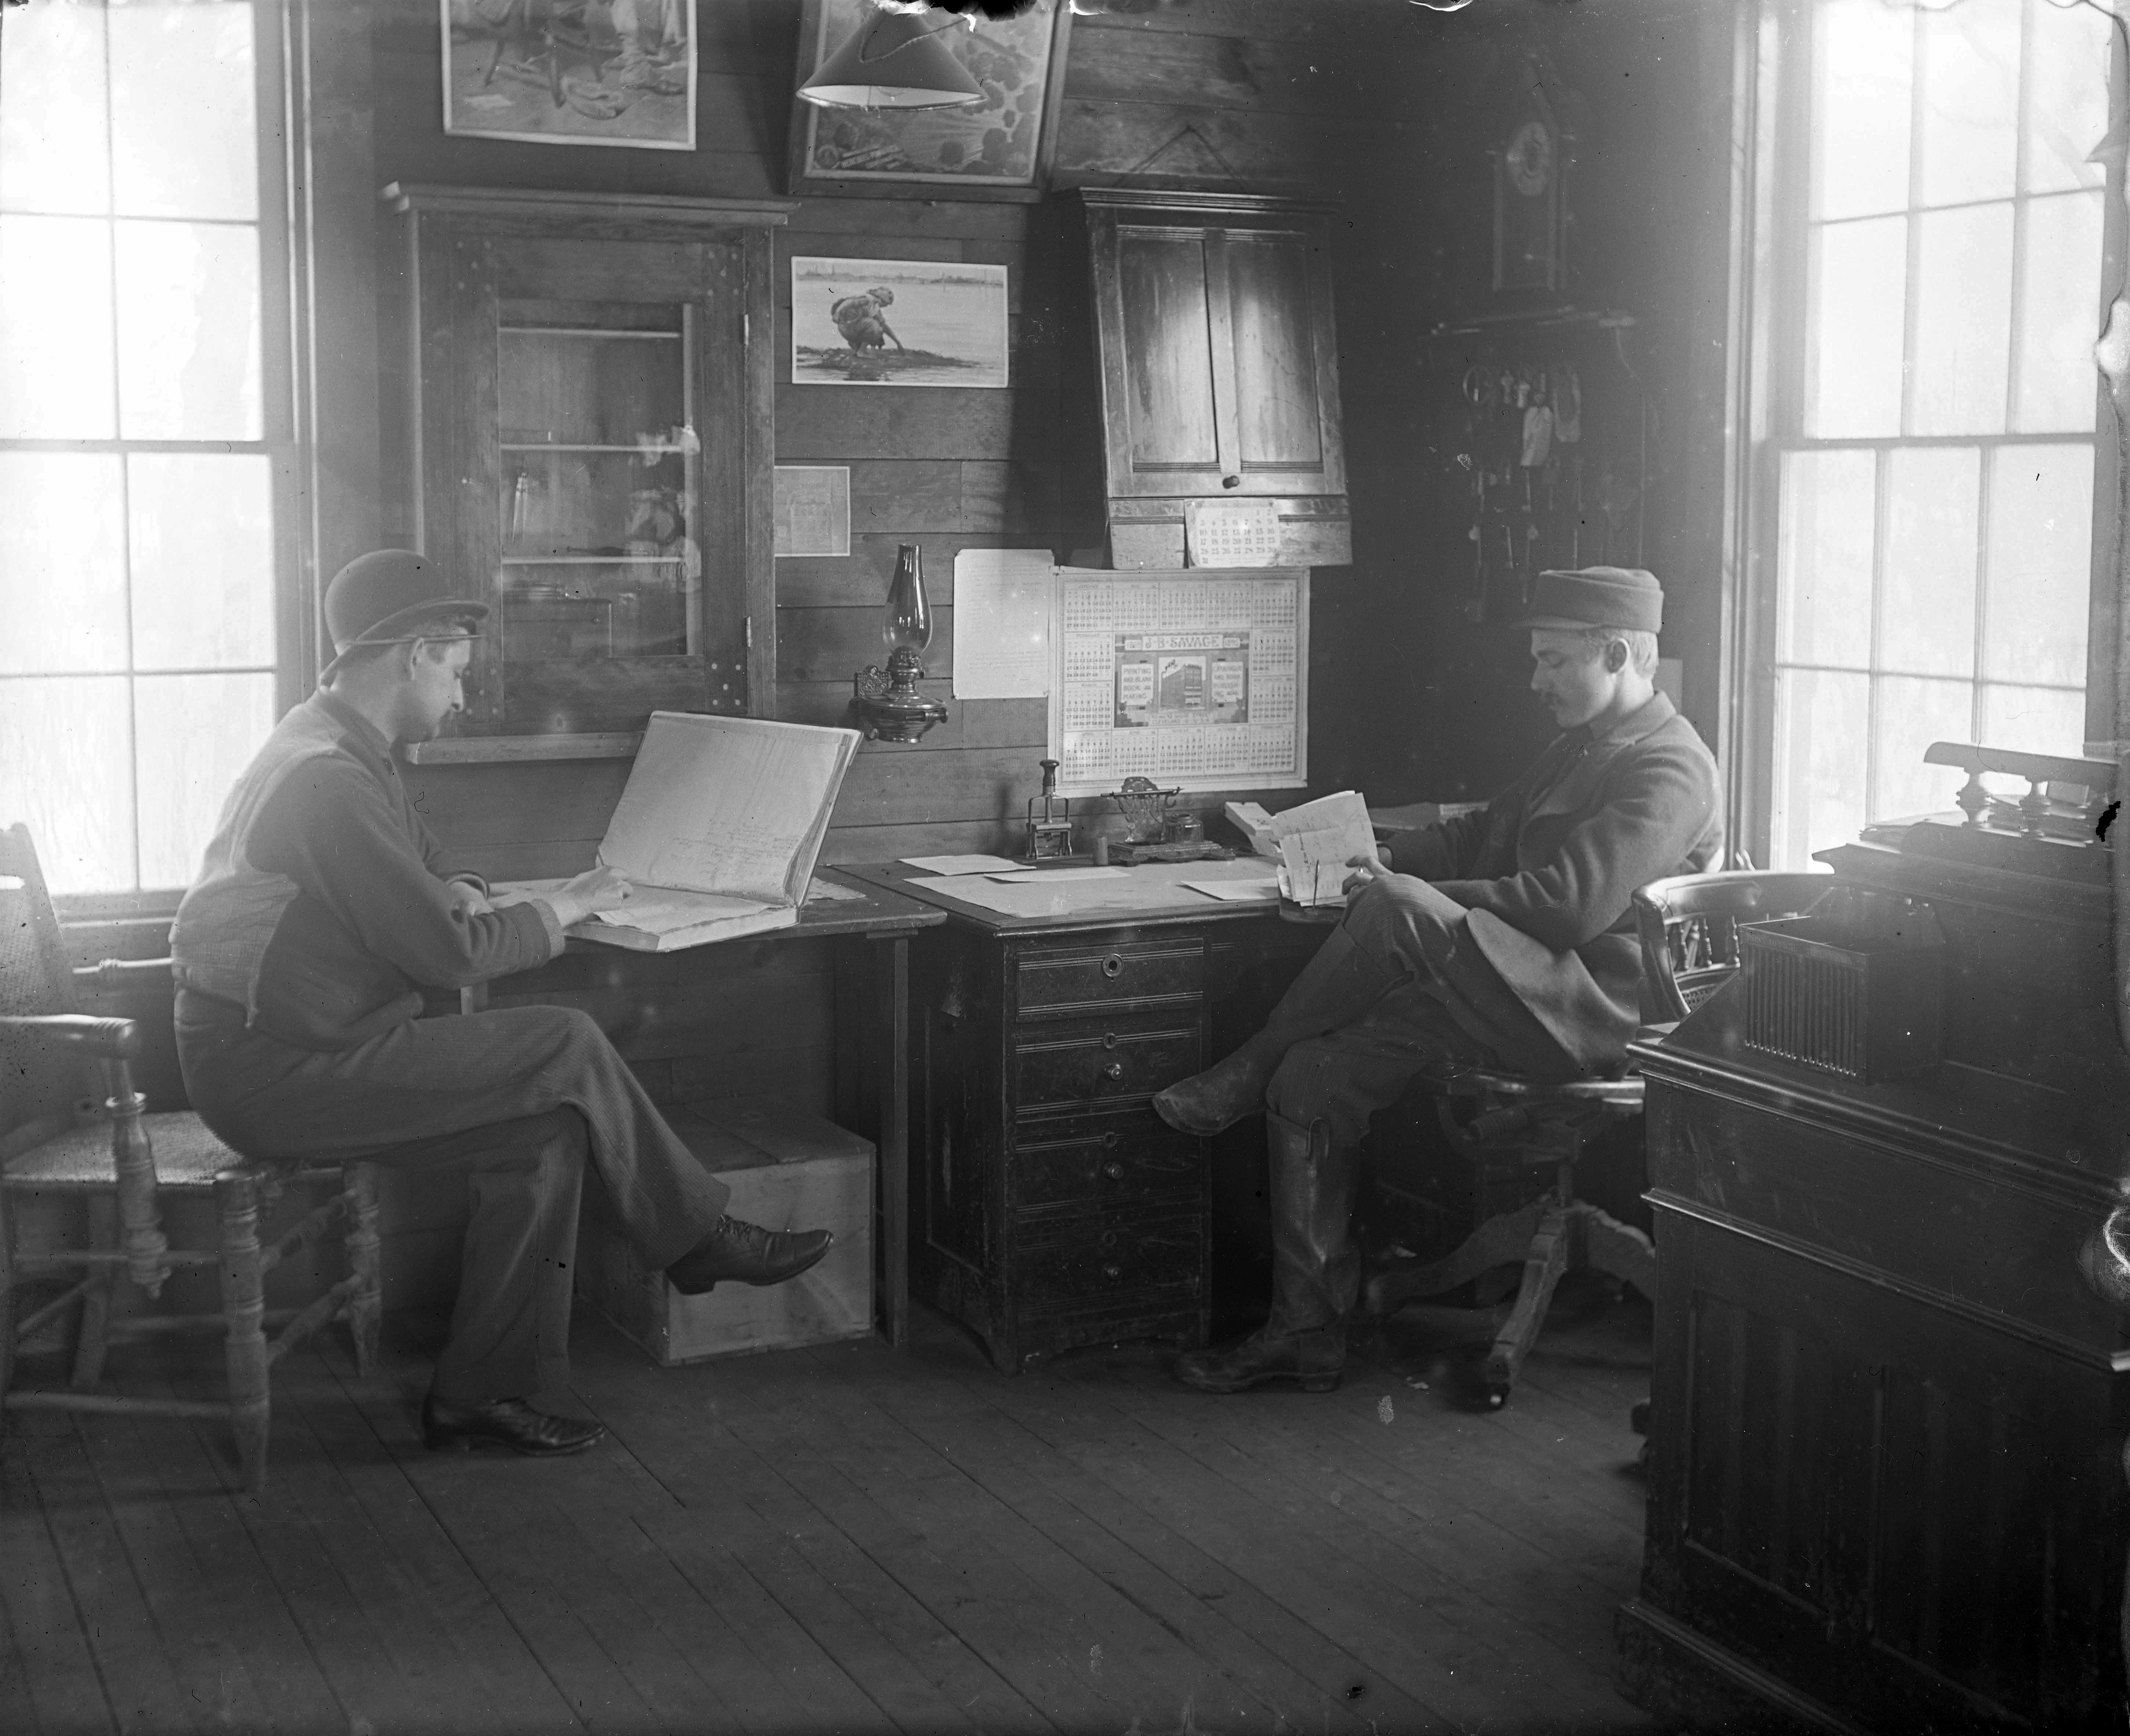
[785,0,1072,202]
[440,0,697,150]
[792,256,1010,389]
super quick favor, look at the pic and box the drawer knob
[1102,1061,1124,1080]
[1101,1131,1121,1149]
[1222,474,1241,489]
[1102,1262,1123,1281]
[1101,1031,1119,1050]
[1102,954,1124,978]
[1103,1161,1126,1181]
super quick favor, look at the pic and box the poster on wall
[790,256,1010,389]
[440,0,697,150]
[786,0,1071,201]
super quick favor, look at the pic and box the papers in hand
[1225,791,1380,908]
[493,713,859,952]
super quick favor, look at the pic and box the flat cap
[1514,566,1664,635]
[320,549,487,680]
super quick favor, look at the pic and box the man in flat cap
[1153,566,1722,1394]
[172,550,833,1456]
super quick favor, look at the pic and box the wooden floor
[1,1284,1661,1735]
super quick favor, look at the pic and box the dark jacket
[1387,692,1723,1068]
[171,689,564,1050]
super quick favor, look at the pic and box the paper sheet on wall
[773,466,850,557]
[1184,498,1281,567]
[1049,567,1307,795]
[951,549,1053,698]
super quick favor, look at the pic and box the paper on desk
[587,889,775,936]
[803,877,867,903]
[1184,878,1281,902]
[986,866,1127,883]
[952,549,1053,699]
[901,853,1024,876]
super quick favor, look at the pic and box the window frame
[1728,0,2126,869]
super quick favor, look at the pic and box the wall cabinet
[383,185,791,741]
[1082,190,1350,568]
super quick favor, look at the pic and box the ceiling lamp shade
[798,6,987,109]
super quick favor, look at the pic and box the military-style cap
[1515,566,1664,634]
[319,549,487,680]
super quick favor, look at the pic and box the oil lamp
[853,543,949,743]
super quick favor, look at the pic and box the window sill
[401,733,644,766]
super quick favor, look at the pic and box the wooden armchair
[1362,869,1832,1408]
[0,824,381,1493]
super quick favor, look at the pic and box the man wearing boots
[1152,567,1722,1394]
[173,551,835,1456]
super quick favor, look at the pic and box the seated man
[172,550,833,1457]
[1152,566,1722,1394]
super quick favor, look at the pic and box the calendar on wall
[1049,568,1309,795]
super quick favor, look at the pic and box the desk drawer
[1014,941,1203,1017]
[1014,1112,1202,1210]
[1014,1210,1204,1303]
[1013,1017,1201,1115]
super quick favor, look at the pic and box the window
[1756,0,2114,867]
[0,0,291,899]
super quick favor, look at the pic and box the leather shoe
[1172,1326,1344,1394]
[421,1395,607,1456]
[665,1215,833,1296]
[1152,1046,1275,1136]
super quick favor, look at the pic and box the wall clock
[1492,59,1575,295]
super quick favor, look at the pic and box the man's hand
[446,880,494,919]
[1341,851,1386,899]
[544,865,633,929]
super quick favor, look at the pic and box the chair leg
[1363,1196,1549,1316]
[1480,1204,1571,1408]
[215,1169,271,1496]
[344,1163,382,1379]
[1575,1203,1658,1300]
[70,1195,119,1392]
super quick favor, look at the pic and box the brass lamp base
[854,647,949,743]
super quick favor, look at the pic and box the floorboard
[1,1286,1659,1735]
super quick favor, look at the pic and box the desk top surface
[783,868,946,938]
[838,858,1316,936]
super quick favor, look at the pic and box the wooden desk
[458,871,945,1346]
[840,861,1322,1373]
[1619,826,2130,1732]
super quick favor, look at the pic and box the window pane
[1776,448,1875,669]
[1811,0,1913,221]
[0,453,128,676]
[2014,191,2105,433]
[1980,682,2084,756]
[114,218,262,440]
[0,0,111,217]
[2025,0,2111,195]
[0,214,116,439]
[1872,675,1975,820]
[1880,446,1979,676]
[1910,204,2012,435]
[0,675,134,894]
[108,2,258,222]
[1771,668,1871,868]
[1917,0,2021,208]
[128,453,276,671]
[133,672,274,890]
[1984,444,2092,687]
[1805,217,1907,438]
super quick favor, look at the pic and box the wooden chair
[0,824,381,1493]
[1362,869,1832,1408]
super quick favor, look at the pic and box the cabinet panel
[1226,232,1326,476]
[1014,1209,1204,1306]
[1013,1110,1202,1210]
[1013,1014,1202,1115]
[1014,936,1204,1014]
[1116,230,1224,481]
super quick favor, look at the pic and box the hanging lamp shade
[797,6,987,109]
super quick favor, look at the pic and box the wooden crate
[575,1095,874,1365]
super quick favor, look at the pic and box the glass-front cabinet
[383,185,789,743]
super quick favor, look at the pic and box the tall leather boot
[1153,927,1395,1136]
[1173,1111,1360,1393]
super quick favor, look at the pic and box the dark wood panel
[830,746,1039,829]
[961,461,1063,535]
[779,198,1031,242]
[1227,232,1329,472]
[775,534,1065,609]
[486,972,833,1066]
[778,604,955,684]
[774,389,1053,462]
[407,758,633,847]
[430,839,600,883]
[847,460,965,534]
[1054,101,1343,190]
[817,818,1021,866]
[1064,25,1397,116]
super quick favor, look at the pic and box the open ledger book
[492,712,859,952]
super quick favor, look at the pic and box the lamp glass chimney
[884,543,932,654]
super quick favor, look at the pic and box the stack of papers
[1226,791,1379,908]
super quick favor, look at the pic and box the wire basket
[1737,892,1944,1083]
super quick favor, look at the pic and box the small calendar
[1184,498,1282,567]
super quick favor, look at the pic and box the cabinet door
[1090,211,1346,502]
[410,222,767,734]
